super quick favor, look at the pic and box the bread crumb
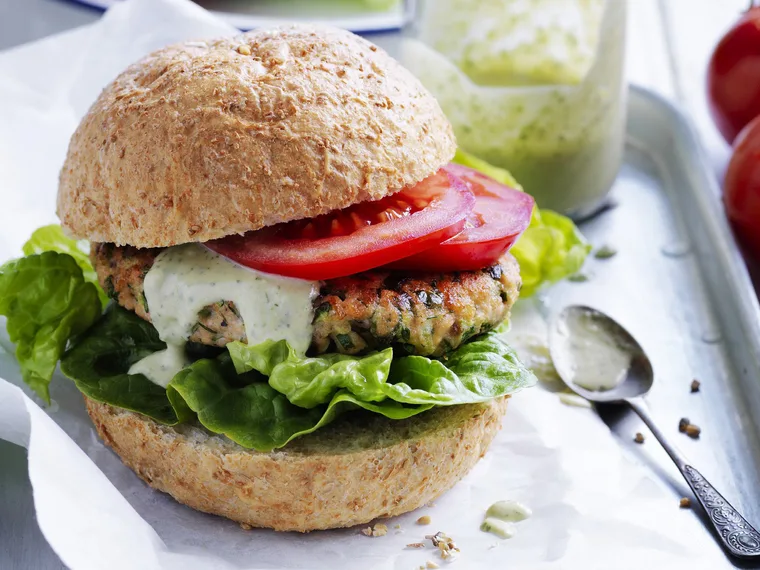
[416,515,432,525]
[685,424,701,439]
[426,561,439,569]
[361,527,373,536]
[406,542,425,549]
[239,522,252,531]
[680,497,692,508]
[237,45,252,56]
[372,523,388,537]
[691,379,701,393]
[634,432,645,444]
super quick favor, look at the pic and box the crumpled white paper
[0,1,734,568]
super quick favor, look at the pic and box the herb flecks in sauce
[128,244,318,386]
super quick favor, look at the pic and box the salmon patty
[92,243,520,357]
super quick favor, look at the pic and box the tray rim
[626,84,760,354]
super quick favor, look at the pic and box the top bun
[57,26,456,248]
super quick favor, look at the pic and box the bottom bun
[85,396,508,532]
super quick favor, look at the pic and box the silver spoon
[549,305,760,559]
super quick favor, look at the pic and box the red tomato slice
[205,170,475,280]
[389,163,534,272]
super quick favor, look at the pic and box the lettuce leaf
[59,306,430,451]
[385,333,535,404]
[453,149,591,296]
[0,252,102,402]
[513,209,591,297]
[59,306,533,451]
[268,349,394,407]
[168,356,428,452]
[22,224,108,307]
[231,333,536,409]
[60,304,187,424]
[227,339,297,377]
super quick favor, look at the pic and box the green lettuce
[22,224,108,307]
[453,149,591,296]
[230,333,535,409]
[227,338,298,377]
[60,304,187,424]
[61,307,430,451]
[59,306,534,451]
[169,355,427,451]
[0,252,102,402]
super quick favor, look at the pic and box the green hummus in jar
[403,0,627,216]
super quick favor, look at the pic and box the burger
[1,26,564,532]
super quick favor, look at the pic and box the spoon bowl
[549,305,653,403]
[548,304,760,559]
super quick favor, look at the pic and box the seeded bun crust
[57,26,456,248]
[85,396,508,532]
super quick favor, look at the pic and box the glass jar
[402,0,627,217]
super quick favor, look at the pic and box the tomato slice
[389,164,534,272]
[206,170,475,280]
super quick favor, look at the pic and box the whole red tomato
[707,4,760,144]
[724,115,760,261]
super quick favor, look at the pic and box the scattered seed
[680,497,692,508]
[568,272,590,283]
[416,515,432,525]
[239,522,252,531]
[237,44,251,55]
[691,379,701,393]
[394,524,401,529]
[685,424,701,439]
[426,562,439,569]
[406,542,425,549]
[424,532,460,560]
[634,432,645,444]
[594,245,618,259]
[678,418,690,433]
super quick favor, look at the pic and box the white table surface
[0,1,752,568]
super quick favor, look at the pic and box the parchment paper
[0,1,732,568]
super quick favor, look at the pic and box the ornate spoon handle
[626,396,760,559]
[682,465,760,558]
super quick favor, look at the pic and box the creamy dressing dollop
[552,309,634,392]
[480,500,532,539]
[128,243,318,387]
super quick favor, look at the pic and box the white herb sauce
[480,500,532,539]
[128,243,318,386]
[552,309,633,392]
[129,344,187,388]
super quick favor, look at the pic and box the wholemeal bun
[85,396,508,532]
[57,26,456,248]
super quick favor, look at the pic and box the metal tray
[3,85,760,568]
[540,85,760,566]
